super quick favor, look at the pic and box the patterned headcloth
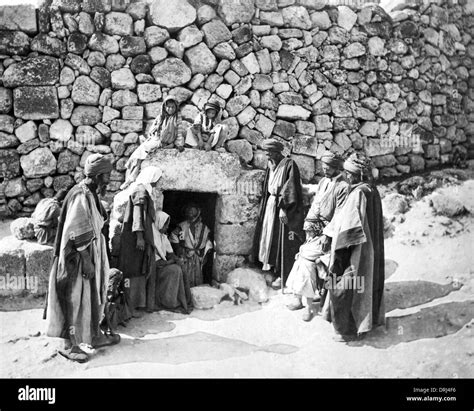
[262,138,284,153]
[204,101,221,112]
[84,153,113,177]
[343,152,370,175]
[321,151,343,168]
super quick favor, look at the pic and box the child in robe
[185,101,227,151]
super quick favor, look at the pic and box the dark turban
[204,101,221,112]
[84,153,113,178]
[321,151,342,168]
[262,138,284,153]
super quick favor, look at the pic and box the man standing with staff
[253,138,304,290]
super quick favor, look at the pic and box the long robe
[305,173,349,232]
[253,157,304,285]
[155,262,192,313]
[321,182,385,336]
[118,184,156,311]
[152,212,192,313]
[286,174,348,297]
[45,182,110,345]
[169,220,213,287]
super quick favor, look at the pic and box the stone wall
[0,0,473,218]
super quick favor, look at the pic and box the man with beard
[45,153,119,363]
[253,138,304,290]
[321,152,385,342]
[285,152,348,321]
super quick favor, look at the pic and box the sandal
[59,346,89,363]
[92,333,121,348]
[333,333,357,342]
[302,309,314,322]
[271,277,282,290]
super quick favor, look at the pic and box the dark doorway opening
[162,190,217,285]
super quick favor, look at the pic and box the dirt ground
[1,173,473,378]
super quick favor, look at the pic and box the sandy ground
[0,177,473,378]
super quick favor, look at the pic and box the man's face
[165,101,177,115]
[185,206,199,223]
[344,170,357,185]
[159,220,170,234]
[97,172,111,196]
[305,230,317,241]
[322,163,336,178]
[266,150,281,163]
[205,108,217,119]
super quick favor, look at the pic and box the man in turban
[45,153,119,362]
[320,152,385,342]
[253,138,304,290]
[285,151,349,321]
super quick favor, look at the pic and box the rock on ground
[191,285,225,309]
[430,194,468,218]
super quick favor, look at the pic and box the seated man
[185,101,227,151]
[169,204,213,288]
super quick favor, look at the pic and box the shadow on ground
[88,331,299,368]
[115,300,264,338]
[348,300,474,349]
[384,280,463,312]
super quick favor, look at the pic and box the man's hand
[279,209,289,225]
[80,250,95,279]
[136,232,145,251]
[82,259,95,279]
[204,143,212,152]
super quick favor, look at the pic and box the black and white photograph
[0,0,472,407]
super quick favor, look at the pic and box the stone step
[0,236,53,297]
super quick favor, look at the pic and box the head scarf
[321,151,342,169]
[84,153,113,178]
[162,95,179,117]
[262,138,284,153]
[148,95,179,142]
[134,166,162,195]
[153,210,173,261]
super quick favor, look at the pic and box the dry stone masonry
[0,0,473,220]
